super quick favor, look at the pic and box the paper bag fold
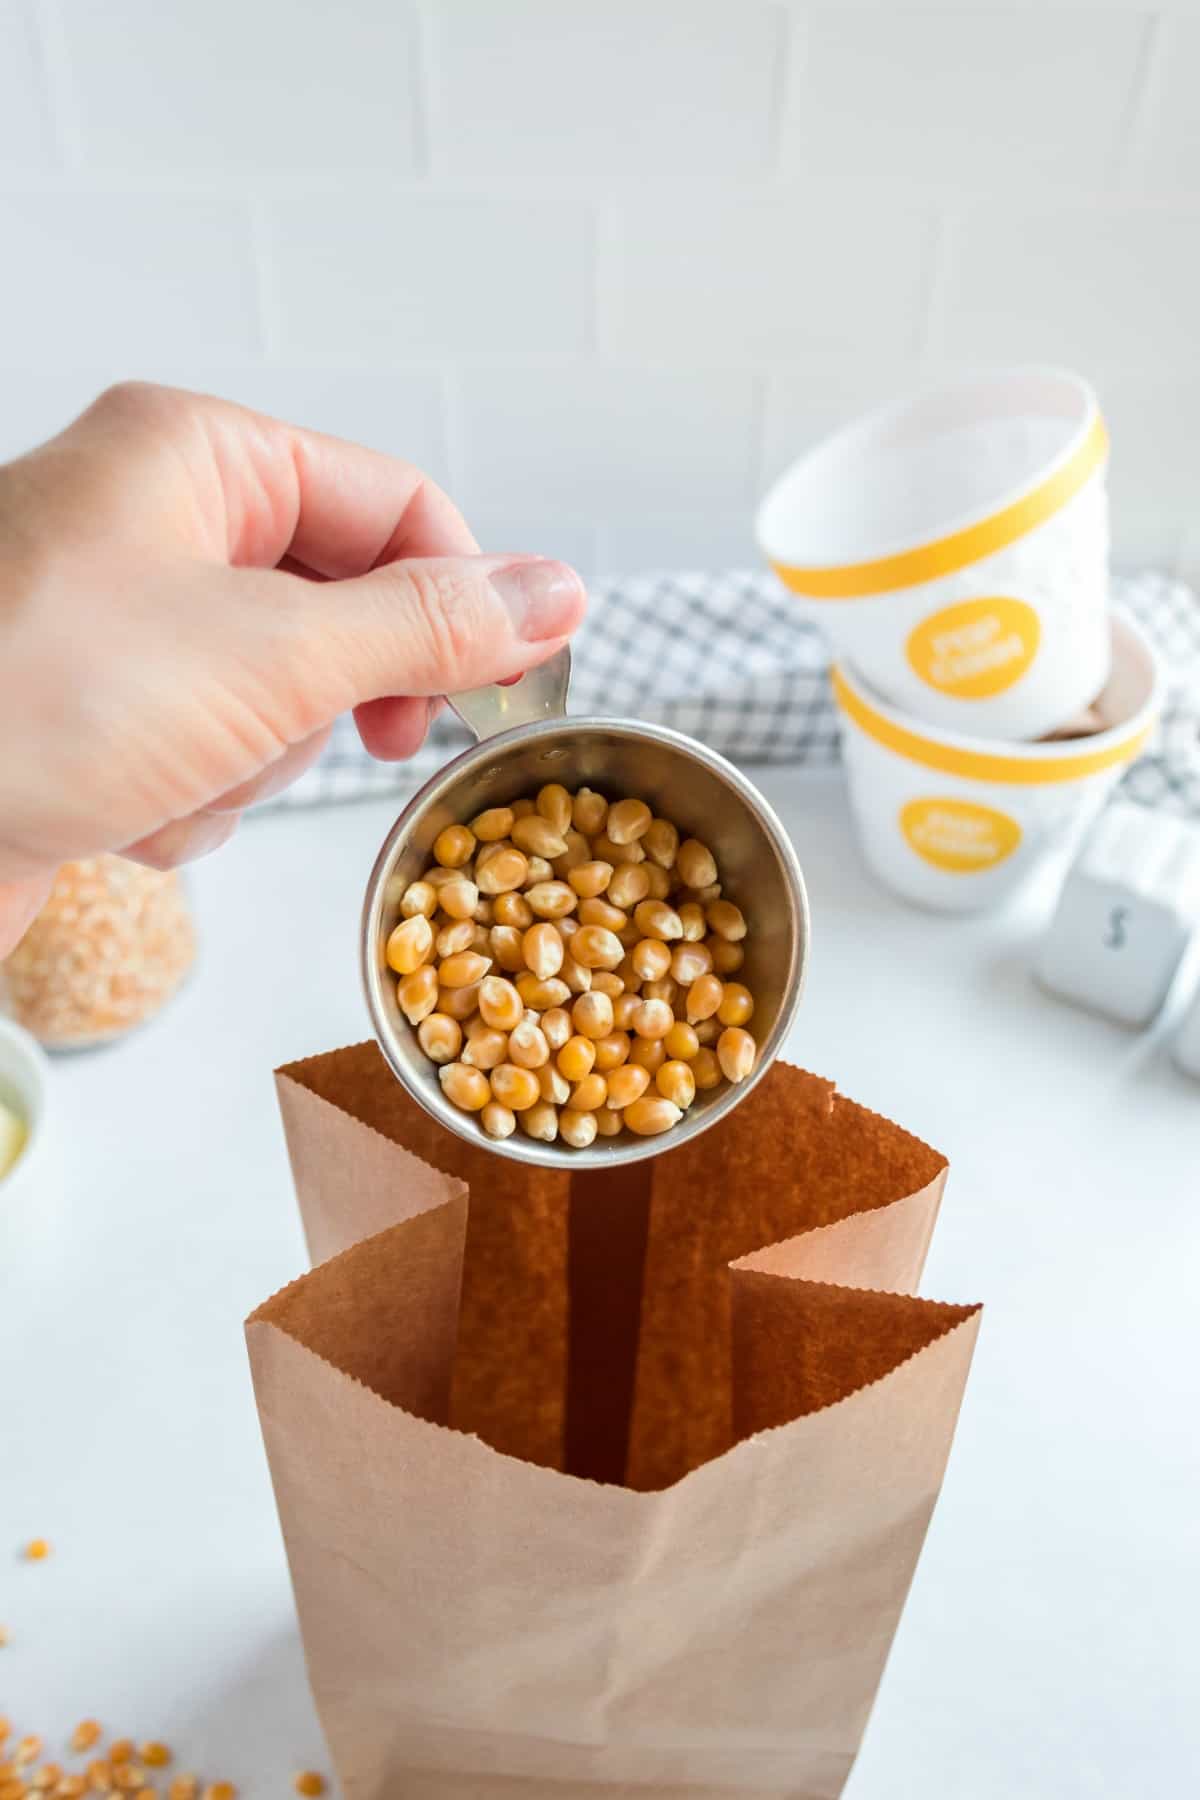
[251,1044,979,1800]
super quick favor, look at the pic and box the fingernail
[489,558,585,641]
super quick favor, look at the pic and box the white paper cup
[832,612,1161,913]
[757,367,1111,741]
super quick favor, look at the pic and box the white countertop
[4,769,1199,1798]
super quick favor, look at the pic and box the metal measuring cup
[362,648,810,1168]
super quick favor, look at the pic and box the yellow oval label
[906,597,1041,699]
[900,798,1022,873]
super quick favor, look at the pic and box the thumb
[294,552,587,702]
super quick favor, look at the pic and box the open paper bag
[248,1044,980,1799]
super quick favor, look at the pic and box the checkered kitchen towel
[267,569,1200,820]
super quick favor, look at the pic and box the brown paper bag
[249,1044,980,1800]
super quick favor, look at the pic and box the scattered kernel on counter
[32,1768,61,1790]
[293,1776,326,1798]
[22,1540,50,1561]
[106,1749,133,1770]
[69,1729,102,1758]
[137,1752,168,1773]
[202,1783,236,1800]
[167,1779,197,1800]
[56,1778,87,1798]
[16,1742,42,1768]
[87,1763,112,1792]
[111,1767,144,1792]
[390,783,757,1146]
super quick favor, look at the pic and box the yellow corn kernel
[606,1064,650,1109]
[439,981,481,1021]
[16,1744,41,1769]
[471,806,515,843]
[438,1062,491,1112]
[567,860,613,899]
[0,1780,23,1800]
[590,970,624,999]
[605,863,650,910]
[642,817,678,869]
[706,899,746,942]
[664,1019,700,1061]
[477,975,523,1032]
[23,1540,50,1562]
[694,1016,720,1045]
[691,1046,722,1089]
[511,815,568,860]
[624,1096,683,1137]
[0,1719,8,1741]
[612,992,642,1031]
[552,830,591,876]
[656,1060,696,1108]
[461,1025,508,1071]
[86,1766,112,1794]
[490,1064,542,1112]
[33,1767,62,1789]
[594,1105,623,1137]
[397,964,439,1026]
[424,864,461,891]
[572,787,608,835]
[641,977,678,1007]
[433,918,472,960]
[488,925,526,973]
[537,1064,570,1105]
[643,864,672,900]
[469,920,491,953]
[417,1013,463,1064]
[571,926,624,971]
[633,900,683,942]
[557,1035,596,1082]
[518,1101,559,1142]
[632,997,673,1040]
[385,913,433,975]
[717,982,754,1027]
[540,1006,572,1051]
[57,1779,88,1798]
[111,1771,143,1794]
[568,1072,608,1112]
[685,973,723,1023]
[507,1020,550,1070]
[439,951,492,990]
[165,1781,196,1800]
[493,890,534,930]
[577,897,627,933]
[438,877,479,922]
[678,902,707,942]
[434,824,476,869]
[522,854,554,889]
[670,942,712,986]
[560,953,592,995]
[516,974,571,1011]
[534,783,572,834]
[292,1779,325,1800]
[628,1037,665,1076]
[559,1108,598,1149]
[572,991,614,1040]
[631,938,671,982]
[606,798,652,844]
[591,831,644,867]
[400,879,438,920]
[707,936,744,974]
[525,881,577,920]
[136,1754,167,1776]
[522,923,564,981]
[475,845,528,896]
[687,881,722,905]
[717,1027,756,1083]
[676,839,718,889]
[479,1100,516,1140]
[510,797,535,819]
[592,1031,631,1073]
[201,1787,236,1800]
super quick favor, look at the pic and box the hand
[0,383,586,954]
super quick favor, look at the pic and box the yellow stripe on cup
[831,664,1151,786]
[773,413,1108,600]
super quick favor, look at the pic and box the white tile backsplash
[603,192,936,359]
[260,190,593,357]
[425,0,779,180]
[0,2,56,170]
[0,0,1195,578]
[60,0,421,174]
[781,9,1149,191]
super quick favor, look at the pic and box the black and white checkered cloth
[267,569,1200,820]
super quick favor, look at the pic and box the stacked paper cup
[757,368,1163,911]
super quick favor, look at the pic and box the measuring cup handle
[448,644,572,743]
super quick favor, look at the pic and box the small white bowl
[832,611,1162,913]
[758,366,1111,741]
[0,1017,49,1192]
